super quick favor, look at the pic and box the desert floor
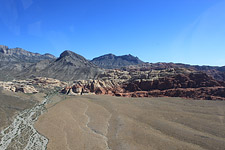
[0,89,43,131]
[35,95,225,150]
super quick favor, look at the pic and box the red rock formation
[61,71,225,100]
[123,73,222,92]
[124,87,225,100]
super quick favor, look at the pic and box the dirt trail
[83,102,111,150]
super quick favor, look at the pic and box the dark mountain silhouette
[0,45,55,80]
[17,50,103,81]
[0,45,224,82]
[0,45,55,63]
[91,53,144,69]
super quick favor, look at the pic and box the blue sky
[0,0,224,66]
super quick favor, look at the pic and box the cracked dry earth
[35,95,225,150]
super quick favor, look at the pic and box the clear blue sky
[0,0,224,66]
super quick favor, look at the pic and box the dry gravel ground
[0,89,40,131]
[35,95,225,150]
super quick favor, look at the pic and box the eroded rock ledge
[1,68,225,100]
[0,77,67,93]
[61,68,225,100]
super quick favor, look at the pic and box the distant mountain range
[0,45,224,81]
[0,45,55,63]
[18,50,102,81]
[0,45,103,81]
[0,45,56,81]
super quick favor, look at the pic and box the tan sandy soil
[35,95,225,150]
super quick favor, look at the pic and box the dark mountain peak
[21,50,102,81]
[0,45,55,63]
[120,54,140,61]
[104,53,116,57]
[0,45,39,56]
[59,50,75,57]
[55,50,98,69]
[93,53,116,60]
[93,53,140,61]
[121,54,135,57]
[91,53,144,69]
[57,50,87,62]
[0,45,103,81]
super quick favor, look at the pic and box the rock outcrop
[123,72,222,92]
[123,62,225,82]
[0,77,68,94]
[0,81,38,94]
[61,79,121,95]
[61,68,225,100]
[32,77,67,89]
[113,87,225,100]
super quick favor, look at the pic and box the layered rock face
[120,72,225,100]
[61,79,122,96]
[123,73,222,91]
[0,81,38,94]
[123,62,225,82]
[61,68,225,100]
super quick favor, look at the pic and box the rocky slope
[18,50,103,81]
[0,45,56,81]
[0,45,55,63]
[0,45,103,81]
[91,53,144,69]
